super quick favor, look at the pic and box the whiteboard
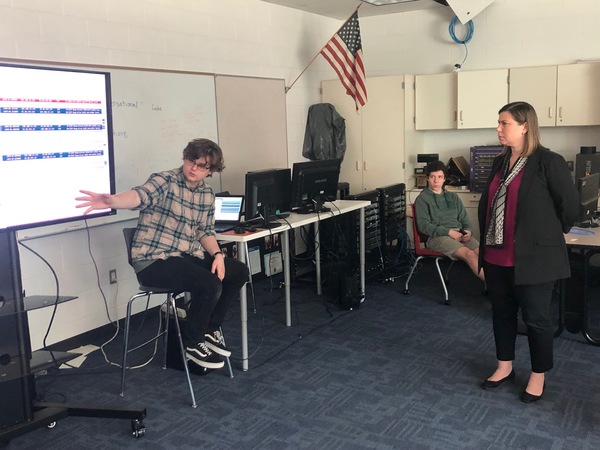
[108,69,219,216]
[18,67,219,238]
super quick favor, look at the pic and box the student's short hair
[425,160,447,177]
[183,138,225,173]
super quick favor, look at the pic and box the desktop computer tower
[575,152,600,180]
[346,190,384,279]
[0,230,34,430]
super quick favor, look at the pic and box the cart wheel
[131,419,146,438]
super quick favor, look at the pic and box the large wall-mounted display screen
[0,63,115,230]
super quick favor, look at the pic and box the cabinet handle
[558,106,563,120]
[355,161,360,171]
[364,161,368,171]
[548,107,553,119]
[459,110,463,122]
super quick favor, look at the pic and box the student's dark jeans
[484,262,556,373]
[137,254,248,347]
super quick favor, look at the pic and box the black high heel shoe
[480,369,515,390]
[520,382,545,403]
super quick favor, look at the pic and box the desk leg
[282,230,291,327]
[238,242,249,371]
[360,207,366,301]
[582,250,600,345]
[314,220,322,296]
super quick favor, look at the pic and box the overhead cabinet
[415,72,457,130]
[416,63,600,130]
[556,63,600,126]
[508,65,557,127]
[415,69,508,130]
[321,75,405,194]
[457,69,509,129]
[505,63,600,127]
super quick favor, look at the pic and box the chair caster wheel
[131,419,146,438]
[403,289,410,295]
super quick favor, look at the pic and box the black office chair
[121,228,199,407]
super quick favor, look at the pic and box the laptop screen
[214,196,244,222]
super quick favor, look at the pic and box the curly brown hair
[182,138,225,173]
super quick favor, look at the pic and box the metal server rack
[469,145,503,192]
[346,190,384,279]
[377,183,407,267]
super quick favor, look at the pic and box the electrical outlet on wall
[109,269,117,284]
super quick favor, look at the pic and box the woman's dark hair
[498,101,542,157]
[425,160,447,178]
[182,138,225,173]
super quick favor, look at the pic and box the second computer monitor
[244,168,292,228]
[577,172,600,226]
[290,159,342,214]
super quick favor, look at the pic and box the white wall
[3,0,600,348]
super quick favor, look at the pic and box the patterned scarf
[485,154,528,247]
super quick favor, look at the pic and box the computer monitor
[0,62,115,231]
[576,172,600,227]
[244,168,291,228]
[290,159,342,214]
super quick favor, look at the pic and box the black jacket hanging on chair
[302,103,346,161]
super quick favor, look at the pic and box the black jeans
[137,254,248,347]
[484,262,556,373]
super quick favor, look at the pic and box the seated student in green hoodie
[414,160,484,281]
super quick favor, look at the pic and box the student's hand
[75,190,112,214]
[460,230,472,242]
[448,229,463,241]
[211,253,225,280]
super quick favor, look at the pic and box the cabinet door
[557,63,600,126]
[457,69,508,129]
[321,79,363,192]
[455,191,482,240]
[322,76,405,193]
[362,75,405,191]
[415,72,457,130]
[509,66,558,127]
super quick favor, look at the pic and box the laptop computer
[213,195,244,232]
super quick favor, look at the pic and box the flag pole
[285,3,362,94]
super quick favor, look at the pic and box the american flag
[320,11,367,111]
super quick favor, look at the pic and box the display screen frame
[0,62,116,231]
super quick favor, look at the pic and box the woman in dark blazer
[478,101,579,403]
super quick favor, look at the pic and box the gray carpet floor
[4,261,600,449]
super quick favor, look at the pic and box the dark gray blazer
[478,147,579,285]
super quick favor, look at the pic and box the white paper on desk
[248,246,262,275]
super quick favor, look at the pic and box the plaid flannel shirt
[130,168,215,272]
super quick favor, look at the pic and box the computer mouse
[233,226,246,234]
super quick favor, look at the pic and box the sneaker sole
[185,352,224,369]
[205,341,232,357]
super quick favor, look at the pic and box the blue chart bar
[2,150,105,161]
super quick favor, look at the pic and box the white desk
[217,199,371,371]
